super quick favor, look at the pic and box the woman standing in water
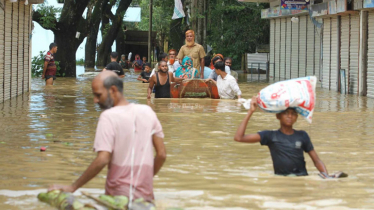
[175,56,198,79]
[132,54,143,72]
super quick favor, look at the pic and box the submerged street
[0,71,374,209]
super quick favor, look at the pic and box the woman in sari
[175,56,198,79]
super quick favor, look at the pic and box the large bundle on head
[240,76,317,123]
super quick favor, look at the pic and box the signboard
[328,0,337,14]
[261,7,281,18]
[311,2,328,17]
[364,0,374,8]
[261,6,307,18]
[281,0,309,10]
[336,0,347,12]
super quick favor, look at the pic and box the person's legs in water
[45,76,55,85]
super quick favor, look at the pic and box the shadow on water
[1,69,374,209]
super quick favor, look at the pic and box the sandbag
[239,76,316,123]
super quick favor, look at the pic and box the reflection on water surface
[1,70,374,209]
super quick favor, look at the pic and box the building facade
[0,0,42,103]
[241,0,374,98]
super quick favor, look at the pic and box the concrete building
[240,0,374,98]
[0,0,43,103]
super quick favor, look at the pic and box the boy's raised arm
[234,97,261,143]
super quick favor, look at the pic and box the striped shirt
[45,51,57,76]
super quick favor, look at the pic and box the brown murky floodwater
[1,67,374,210]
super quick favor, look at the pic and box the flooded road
[1,68,374,209]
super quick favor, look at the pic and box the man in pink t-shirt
[49,71,166,203]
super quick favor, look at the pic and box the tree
[96,0,133,67]
[85,0,110,68]
[207,0,269,69]
[33,0,91,77]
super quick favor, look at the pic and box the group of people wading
[46,29,336,209]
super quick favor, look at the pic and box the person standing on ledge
[49,71,166,204]
[42,43,58,85]
[177,30,206,79]
[103,52,125,78]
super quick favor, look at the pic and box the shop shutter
[314,18,322,82]
[0,0,4,102]
[18,3,24,95]
[12,3,19,98]
[4,1,12,101]
[350,14,360,95]
[269,19,275,79]
[275,18,281,80]
[286,17,292,79]
[280,18,286,79]
[322,18,331,89]
[330,17,338,91]
[340,15,349,93]
[306,16,315,77]
[291,19,299,79]
[24,5,30,93]
[299,16,307,77]
[367,11,374,98]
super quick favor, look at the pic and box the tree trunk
[116,30,126,57]
[54,31,78,77]
[85,0,109,69]
[97,0,132,67]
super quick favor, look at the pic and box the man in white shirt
[205,61,241,99]
[167,49,181,74]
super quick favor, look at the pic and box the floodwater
[1,67,374,209]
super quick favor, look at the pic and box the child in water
[234,97,335,178]
[137,63,152,83]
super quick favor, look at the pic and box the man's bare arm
[49,151,111,192]
[308,150,328,175]
[234,97,261,143]
[200,58,205,78]
[42,61,48,79]
[148,75,156,99]
[153,135,166,176]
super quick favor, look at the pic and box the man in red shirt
[42,43,58,85]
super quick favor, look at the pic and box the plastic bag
[239,76,317,123]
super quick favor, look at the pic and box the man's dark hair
[144,62,151,68]
[159,60,167,65]
[214,61,225,72]
[49,43,57,50]
[204,56,211,67]
[224,57,232,62]
[212,56,222,65]
[111,52,119,59]
[158,53,168,61]
[103,75,123,93]
[142,56,147,59]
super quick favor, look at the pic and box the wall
[0,0,31,103]
[269,15,321,82]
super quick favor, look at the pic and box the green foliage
[76,58,85,65]
[33,5,62,29]
[32,51,63,78]
[207,0,269,69]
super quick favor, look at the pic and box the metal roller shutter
[0,0,4,102]
[12,3,19,98]
[280,18,286,79]
[4,1,12,101]
[19,3,25,95]
[299,16,307,77]
[314,18,322,82]
[286,17,292,79]
[291,19,299,78]
[269,19,275,79]
[322,18,331,89]
[367,11,374,98]
[275,18,281,80]
[24,5,30,92]
[330,17,338,91]
[350,14,360,95]
[306,17,314,77]
[340,15,349,93]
